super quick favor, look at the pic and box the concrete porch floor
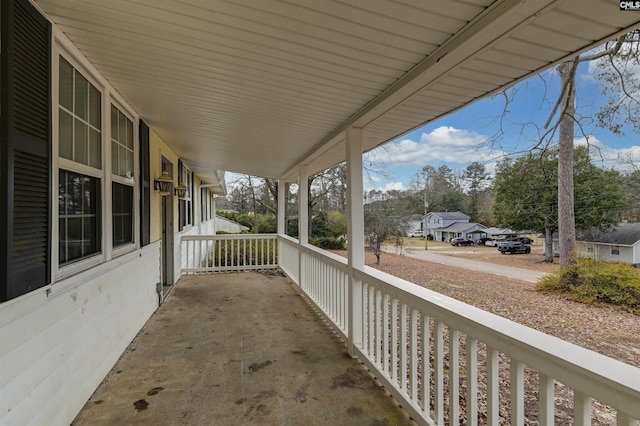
[72,272,415,425]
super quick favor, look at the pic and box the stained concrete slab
[72,272,415,425]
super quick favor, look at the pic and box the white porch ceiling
[35,0,640,182]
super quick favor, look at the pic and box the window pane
[112,182,133,247]
[74,73,88,120]
[118,112,127,145]
[89,128,101,169]
[111,105,118,142]
[59,57,73,111]
[126,150,134,179]
[111,142,119,175]
[119,145,127,177]
[59,110,73,160]
[126,119,133,149]
[74,118,87,164]
[59,170,101,265]
[89,85,102,129]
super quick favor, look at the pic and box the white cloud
[366,126,500,167]
[575,136,640,172]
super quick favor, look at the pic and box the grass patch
[536,258,640,313]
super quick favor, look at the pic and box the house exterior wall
[577,241,637,264]
[0,2,220,423]
[0,242,160,425]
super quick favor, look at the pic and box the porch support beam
[298,165,309,245]
[277,179,286,235]
[346,127,364,357]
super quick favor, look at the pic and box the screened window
[59,170,101,264]
[112,183,133,247]
[59,57,102,169]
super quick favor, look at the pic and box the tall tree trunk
[557,62,577,273]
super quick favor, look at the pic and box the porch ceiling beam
[279,0,561,179]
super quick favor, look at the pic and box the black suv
[497,240,531,254]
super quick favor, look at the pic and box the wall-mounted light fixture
[154,170,173,196]
[174,182,188,199]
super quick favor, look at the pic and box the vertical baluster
[261,238,265,266]
[391,298,398,383]
[372,290,378,365]
[401,304,408,393]
[434,321,444,425]
[466,337,478,426]
[573,390,592,426]
[411,308,418,402]
[538,374,554,426]
[368,286,375,358]
[422,314,430,415]
[510,358,524,426]
[487,347,499,426]
[450,328,460,423]
[383,294,390,376]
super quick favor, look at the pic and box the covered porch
[2,1,640,425]
[72,272,413,425]
[76,233,640,424]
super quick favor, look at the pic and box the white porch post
[346,127,364,357]
[277,179,286,235]
[298,165,309,245]
[212,195,217,235]
[298,165,309,288]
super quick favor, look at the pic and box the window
[612,248,620,256]
[58,56,103,265]
[59,170,101,264]
[178,161,193,230]
[111,104,135,248]
[57,54,138,272]
[112,183,133,247]
[111,105,134,179]
[59,57,102,169]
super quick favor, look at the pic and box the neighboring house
[404,214,425,237]
[551,224,640,265]
[215,215,251,234]
[424,212,486,242]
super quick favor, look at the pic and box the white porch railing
[181,234,278,273]
[184,234,640,425]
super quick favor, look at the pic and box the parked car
[497,240,531,254]
[451,237,474,247]
[406,229,423,237]
[484,239,499,247]
[475,237,492,245]
[502,236,533,245]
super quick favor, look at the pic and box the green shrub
[309,237,346,250]
[536,258,640,312]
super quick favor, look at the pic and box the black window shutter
[178,159,184,231]
[139,120,150,246]
[1,0,52,302]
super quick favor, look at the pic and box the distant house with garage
[424,211,486,242]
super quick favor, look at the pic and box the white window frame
[52,31,139,282]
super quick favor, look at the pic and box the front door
[161,158,174,301]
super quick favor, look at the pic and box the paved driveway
[392,248,548,283]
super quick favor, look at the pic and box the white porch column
[212,195,217,235]
[298,165,309,289]
[346,127,364,357]
[277,179,286,235]
[298,165,309,245]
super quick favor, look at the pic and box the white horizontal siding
[0,242,161,426]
